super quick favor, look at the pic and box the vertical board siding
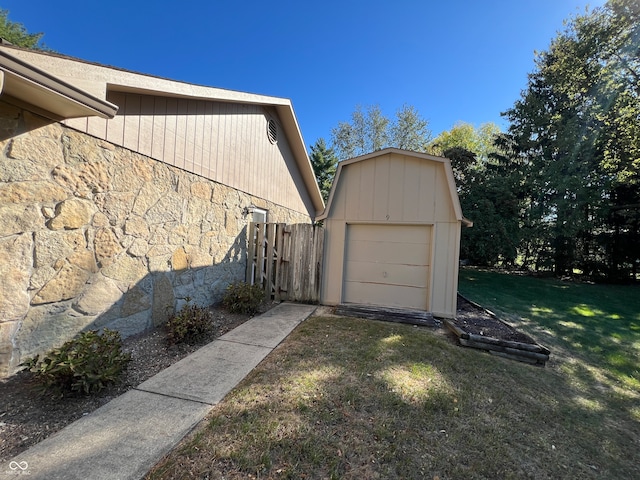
[151,97,166,161]
[321,152,462,317]
[139,96,155,157]
[106,92,126,146]
[66,92,310,215]
[123,94,141,152]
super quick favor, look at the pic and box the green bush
[165,302,213,345]
[222,281,265,315]
[20,329,131,398]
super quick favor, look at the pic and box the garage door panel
[343,224,431,310]
[344,261,427,288]
[343,281,426,309]
[346,241,430,265]
[348,224,429,242]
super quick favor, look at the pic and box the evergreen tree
[309,138,338,201]
[0,10,48,50]
[503,0,640,279]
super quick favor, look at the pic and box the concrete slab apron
[1,303,316,480]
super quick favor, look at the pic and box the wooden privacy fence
[246,223,324,303]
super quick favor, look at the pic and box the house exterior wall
[0,102,310,378]
[64,92,315,218]
[320,152,461,318]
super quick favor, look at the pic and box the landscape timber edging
[444,294,551,366]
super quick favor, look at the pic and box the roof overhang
[0,49,118,120]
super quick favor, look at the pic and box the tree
[391,104,432,151]
[503,0,640,279]
[430,122,501,194]
[0,10,48,50]
[308,138,338,201]
[431,123,520,266]
[331,104,431,160]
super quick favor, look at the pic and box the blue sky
[3,0,604,149]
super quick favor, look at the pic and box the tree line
[310,0,639,282]
[2,3,637,281]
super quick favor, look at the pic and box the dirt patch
[0,304,270,463]
[452,295,536,345]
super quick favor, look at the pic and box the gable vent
[267,118,278,144]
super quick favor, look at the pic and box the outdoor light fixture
[242,204,257,216]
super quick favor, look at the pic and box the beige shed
[318,148,471,318]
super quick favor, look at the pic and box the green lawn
[458,268,640,390]
[147,272,640,479]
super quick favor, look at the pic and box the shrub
[165,302,213,345]
[222,281,265,315]
[20,329,131,398]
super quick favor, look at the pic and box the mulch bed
[445,295,550,366]
[452,295,536,344]
[0,304,268,463]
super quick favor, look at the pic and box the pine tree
[309,138,338,201]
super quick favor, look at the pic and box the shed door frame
[341,222,434,310]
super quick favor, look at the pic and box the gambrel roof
[318,147,472,226]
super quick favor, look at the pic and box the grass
[146,273,640,480]
[458,268,640,391]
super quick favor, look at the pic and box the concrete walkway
[1,302,317,480]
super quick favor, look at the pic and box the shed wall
[321,152,461,318]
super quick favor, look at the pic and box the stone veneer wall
[0,103,310,378]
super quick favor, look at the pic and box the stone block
[171,247,189,271]
[191,181,212,200]
[0,204,44,237]
[62,130,111,165]
[34,230,85,267]
[31,262,91,304]
[94,227,121,267]
[0,233,33,322]
[131,182,162,216]
[127,237,149,257]
[14,303,92,362]
[48,198,96,230]
[0,180,67,204]
[124,215,149,238]
[152,273,174,326]
[121,286,152,317]
[94,191,136,225]
[102,310,151,338]
[7,133,64,167]
[73,275,123,316]
[102,256,147,285]
[144,191,184,225]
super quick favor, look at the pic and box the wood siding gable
[65,92,315,217]
[322,151,458,224]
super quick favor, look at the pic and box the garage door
[343,224,431,309]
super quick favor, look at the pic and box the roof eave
[0,49,118,120]
[273,103,325,217]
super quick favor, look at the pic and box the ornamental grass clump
[165,302,214,345]
[20,329,131,398]
[222,281,265,315]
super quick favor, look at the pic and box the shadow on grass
[147,316,640,480]
[458,269,640,391]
